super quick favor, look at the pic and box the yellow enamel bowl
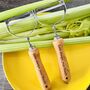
[2,43,90,90]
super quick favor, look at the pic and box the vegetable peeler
[37,0,71,83]
[52,0,71,83]
[5,11,51,90]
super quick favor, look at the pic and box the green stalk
[2,24,65,40]
[0,0,71,22]
[0,0,59,22]
[0,31,69,44]
[1,27,90,44]
[1,26,53,40]
[1,36,90,52]
[0,4,90,39]
[38,4,90,24]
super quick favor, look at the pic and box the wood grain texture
[29,48,51,90]
[53,38,71,83]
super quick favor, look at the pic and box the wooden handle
[29,48,51,90]
[53,38,71,83]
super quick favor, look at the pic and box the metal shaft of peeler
[37,3,64,14]
[29,47,51,90]
[53,37,71,83]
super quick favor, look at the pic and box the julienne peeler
[37,0,71,83]
[27,37,51,90]
[51,0,71,83]
[5,11,51,90]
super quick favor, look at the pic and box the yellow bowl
[2,43,90,90]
